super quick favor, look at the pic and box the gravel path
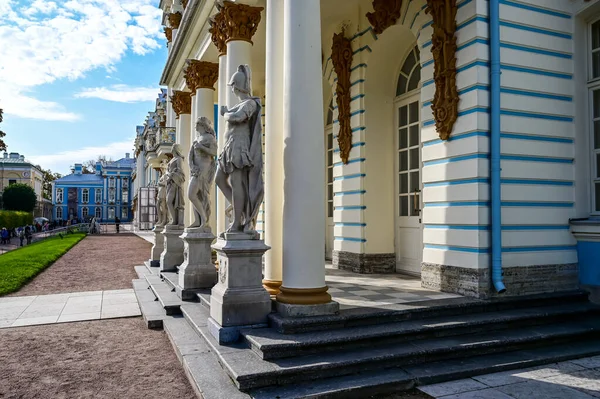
[0,318,195,398]
[7,234,151,297]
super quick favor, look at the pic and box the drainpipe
[490,0,506,293]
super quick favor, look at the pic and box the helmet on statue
[227,64,252,95]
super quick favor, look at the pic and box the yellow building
[0,152,47,217]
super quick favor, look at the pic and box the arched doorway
[394,45,423,275]
[325,98,335,260]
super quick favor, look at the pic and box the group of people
[0,226,34,247]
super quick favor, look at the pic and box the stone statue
[156,171,167,226]
[165,144,186,226]
[215,64,264,237]
[188,117,218,230]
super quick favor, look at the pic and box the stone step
[196,292,211,310]
[248,339,600,399]
[161,272,179,291]
[269,290,590,334]
[190,306,600,391]
[132,278,167,329]
[145,275,184,315]
[134,265,151,279]
[244,301,600,360]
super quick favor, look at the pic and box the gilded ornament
[425,0,459,140]
[168,12,182,29]
[164,27,173,43]
[331,32,353,165]
[366,0,403,34]
[184,60,219,93]
[182,0,189,9]
[209,11,227,55]
[170,91,192,118]
[220,1,263,44]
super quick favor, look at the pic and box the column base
[275,301,339,318]
[263,279,282,296]
[332,250,395,274]
[276,286,333,305]
[160,225,185,273]
[178,229,217,295]
[209,238,272,327]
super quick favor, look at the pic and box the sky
[0,0,166,175]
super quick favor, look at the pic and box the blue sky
[0,0,166,174]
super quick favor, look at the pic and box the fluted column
[276,0,333,306]
[263,0,284,296]
[184,59,219,229]
[171,90,192,226]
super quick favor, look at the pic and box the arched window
[82,207,89,219]
[396,46,421,97]
[95,207,102,219]
[108,207,115,220]
[82,189,89,204]
[56,207,63,219]
[56,188,64,203]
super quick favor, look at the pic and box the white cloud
[75,84,160,103]
[28,139,135,174]
[0,0,163,121]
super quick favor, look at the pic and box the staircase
[133,267,600,399]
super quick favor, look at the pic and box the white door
[395,93,423,275]
[325,126,334,260]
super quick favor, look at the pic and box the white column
[177,113,192,226]
[226,41,252,108]
[216,54,228,235]
[263,0,284,296]
[277,0,331,305]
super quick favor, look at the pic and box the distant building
[0,152,50,218]
[52,154,135,222]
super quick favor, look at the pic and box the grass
[0,233,87,296]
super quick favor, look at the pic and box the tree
[39,168,62,200]
[0,109,7,152]
[2,183,36,212]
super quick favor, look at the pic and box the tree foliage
[82,155,113,174]
[2,183,37,212]
[0,109,7,152]
[38,167,62,200]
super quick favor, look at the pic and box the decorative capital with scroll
[220,1,263,44]
[170,91,192,118]
[164,27,173,43]
[209,10,228,56]
[184,60,219,93]
[168,12,183,29]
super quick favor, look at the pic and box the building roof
[105,157,135,168]
[54,174,103,184]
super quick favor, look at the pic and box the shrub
[0,210,33,229]
[2,183,36,212]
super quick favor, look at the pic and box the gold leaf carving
[184,60,219,93]
[171,91,192,118]
[164,27,173,43]
[366,0,403,35]
[182,0,189,9]
[209,11,227,56]
[425,0,459,141]
[168,12,182,29]
[331,32,354,165]
[220,1,263,44]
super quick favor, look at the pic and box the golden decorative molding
[209,11,227,56]
[182,0,189,9]
[164,27,173,43]
[366,0,403,35]
[170,91,192,118]
[220,1,263,44]
[331,32,353,165]
[183,60,219,93]
[263,279,282,296]
[425,0,459,140]
[276,286,332,305]
[168,12,182,29]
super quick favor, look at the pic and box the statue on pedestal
[188,117,218,231]
[165,144,185,226]
[156,171,167,226]
[215,64,264,237]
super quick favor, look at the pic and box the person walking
[24,226,32,245]
[115,216,120,234]
[18,228,24,247]
[1,228,7,245]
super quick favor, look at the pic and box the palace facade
[52,155,135,222]
[138,0,600,300]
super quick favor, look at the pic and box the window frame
[56,188,64,203]
[95,207,102,219]
[82,206,89,219]
[56,207,63,219]
[588,17,600,214]
[95,188,102,204]
[82,188,89,204]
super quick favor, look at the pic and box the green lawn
[0,233,87,296]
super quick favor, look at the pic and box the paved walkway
[419,357,600,398]
[0,289,140,328]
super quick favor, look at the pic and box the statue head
[227,64,252,97]
[195,116,216,138]
[171,143,183,158]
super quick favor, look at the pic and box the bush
[0,210,33,229]
[2,183,37,212]
[0,233,86,296]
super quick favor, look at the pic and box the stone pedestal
[160,225,185,272]
[149,225,165,267]
[177,228,217,300]
[209,238,272,343]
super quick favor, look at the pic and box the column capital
[219,1,263,44]
[183,60,219,93]
[168,12,182,29]
[170,91,192,118]
[366,0,402,35]
[164,27,173,43]
[209,11,228,56]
